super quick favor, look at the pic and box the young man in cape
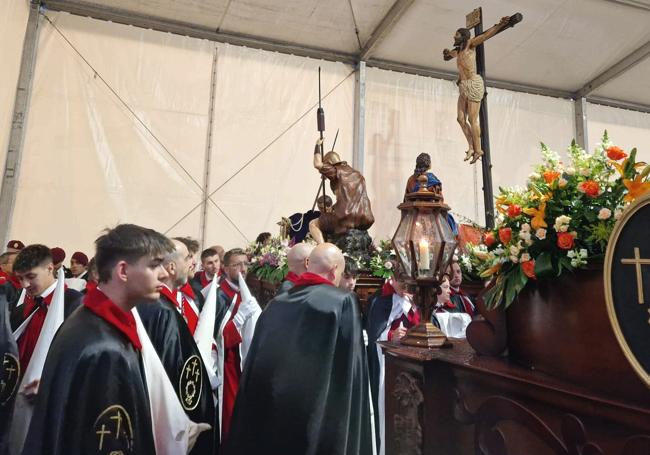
[226,243,373,455]
[191,248,221,297]
[445,261,475,316]
[275,242,313,295]
[136,238,217,454]
[22,224,174,455]
[10,245,82,377]
[366,266,420,454]
[215,248,260,440]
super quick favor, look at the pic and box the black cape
[22,306,155,455]
[274,279,294,296]
[0,291,19,455]
[365,292,393,450]
[136,296,217,454]
[226,283,373,455]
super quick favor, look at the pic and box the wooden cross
[621,247,650,304]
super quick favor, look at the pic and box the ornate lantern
[391,174,457,348]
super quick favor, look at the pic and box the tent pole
[0,1,42,247]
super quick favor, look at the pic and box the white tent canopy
[1,0,649,255]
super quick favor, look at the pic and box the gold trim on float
[604,191,650,389]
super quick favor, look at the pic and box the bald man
[226,243,373,455]
[275,242,314,295]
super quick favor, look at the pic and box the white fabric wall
[587,103,650,162]
[10,12,214,254]
[203,44,355,250]
[364,68,574,242]
[0,0,30,195]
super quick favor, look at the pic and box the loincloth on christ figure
[458,74,485,102]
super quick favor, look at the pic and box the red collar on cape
[294,272,334,288]
[83,288,141,350]
[285,272,300,284]
[219,278,240,301]
[179,282,196,300]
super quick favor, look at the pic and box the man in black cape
[226,243,372,455]
[136,238,217,454]
[0,290,19,455]
[22,224,174,455]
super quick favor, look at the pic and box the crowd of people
[0,225,474,455]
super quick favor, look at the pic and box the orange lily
[623,175,650,202]
[480,262,502,278]
[523,201,548,230]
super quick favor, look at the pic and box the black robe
[22,306,155,455]
[274,279,294,296]
[226,283,373,455]
[0,291,19,455]
[136,295,217,454]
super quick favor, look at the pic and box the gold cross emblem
[621,247,650,304]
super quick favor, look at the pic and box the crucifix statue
[443,12,522,164]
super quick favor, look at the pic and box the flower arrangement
[368,239,396,279]
[469,132,650,309]
[247,236,291,284]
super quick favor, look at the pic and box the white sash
[133,309,209,454]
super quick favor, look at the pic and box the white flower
[520,223,531,232]
[520,253,531,262]
[558,178,568,188]
[526,239,534,246]
[384,261,393,270]
[598,208,611,220]
[581,168,591,177]
[566,167,576,176]
[518,231,531,241]
[580,249,588,257]
[559,225,569,232]
[535,228,547,240]
[529,172,541,180]
[509,255,519,263]
[509,245,521,256]
[493,246,505,256]
[453,254,459,262]
[614,209,623,220]
[376,246,382,253]
[568,248,588,267]
[554,215,571,232]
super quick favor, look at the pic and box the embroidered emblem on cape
[0,353,19,405]
[93,405,134,454]
[179,355,202,411]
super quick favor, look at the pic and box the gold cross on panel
[621,247,650,304]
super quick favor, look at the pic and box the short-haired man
[216,248,260,440]
[227,243,372,454]
[191,248,221,297]
[275,242,314,295]
[445,261,475,316]
[137,238,217,454]
[11,245,82,374]
[23,224,173,454]
[175,237,205,313]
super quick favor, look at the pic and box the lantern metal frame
[391,175,457,348]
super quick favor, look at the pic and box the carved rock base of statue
[328,229,374,264]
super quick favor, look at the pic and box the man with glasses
[216,248,260,441]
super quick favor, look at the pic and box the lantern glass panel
[438,212,458,276]
[411,210,441,279]
[392,211,414,275]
